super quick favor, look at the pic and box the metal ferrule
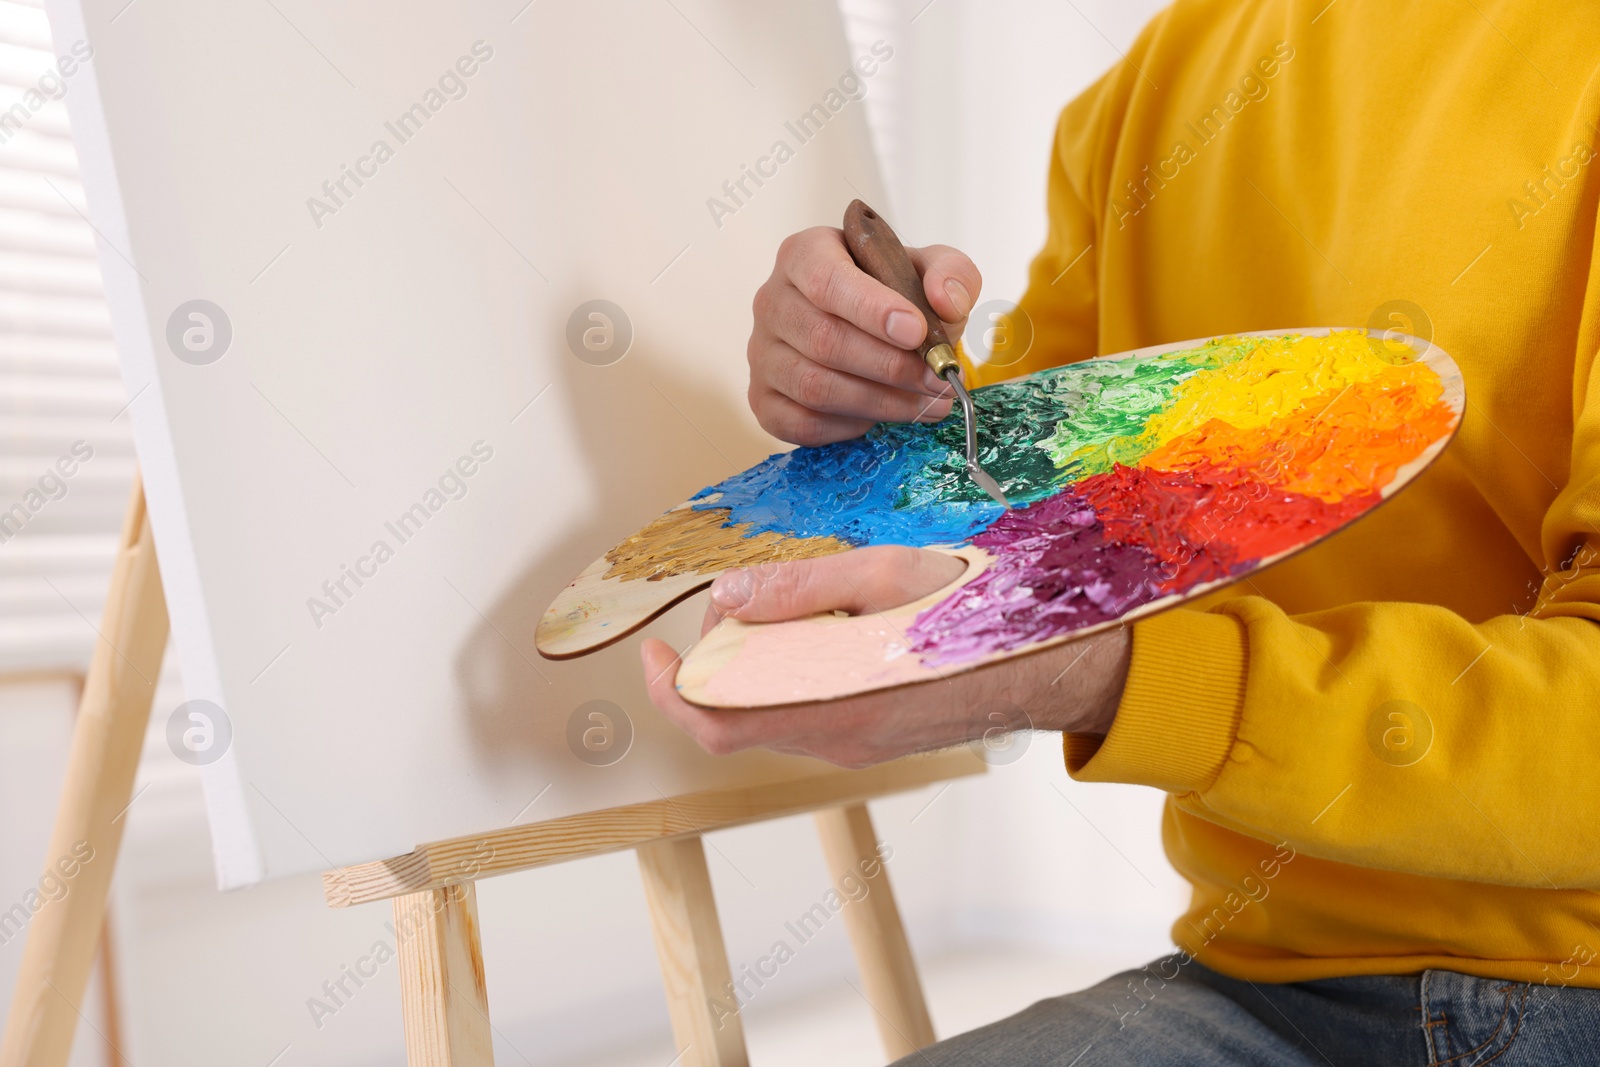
[923,342,960,379]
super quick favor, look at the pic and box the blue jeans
[894,955,1600,1065]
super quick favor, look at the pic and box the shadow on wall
[451,295,777,766]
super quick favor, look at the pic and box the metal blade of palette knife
[945,372,1009,509]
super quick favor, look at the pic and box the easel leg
[0,478,168,1067]
[636,836,749,1067]
[815,803,936,1060]
[394,882,495,1067]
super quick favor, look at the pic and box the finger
[642,637,887,763]
[749,384,880,447]
[908,244,983,327]
[761,343,957,424]
[764,286,946,396]
[701,598,723,636]
[641,639,769,756]
[708,545,967,622]
[781,228,928,351]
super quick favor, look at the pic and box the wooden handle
[841,199,958,377]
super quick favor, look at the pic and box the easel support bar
[0,476,170,1067]
[637,836,749,1067]
[816,803,937,1059]
[324,750,984,909]
[395,883,496,1067]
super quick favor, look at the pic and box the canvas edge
[42,0,266,887]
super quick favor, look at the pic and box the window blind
[0,0,135,675]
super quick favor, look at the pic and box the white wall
[0,678,111,1067]
[3,2,1181,1064]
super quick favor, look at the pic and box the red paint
[1075,463,1379,589]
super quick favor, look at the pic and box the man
[643,1,1600,1061]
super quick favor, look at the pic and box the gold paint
[603,506,851,582]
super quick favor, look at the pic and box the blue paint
[691,428,1001,547]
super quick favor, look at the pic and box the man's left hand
[639,545,1131,768]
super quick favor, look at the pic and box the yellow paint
[1142,331,1406,445]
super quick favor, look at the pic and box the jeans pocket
[1422,971,1531,1066]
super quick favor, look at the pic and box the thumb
[909,243,981,337]
[707,546,966,624]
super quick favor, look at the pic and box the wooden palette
[537,328,1465,708]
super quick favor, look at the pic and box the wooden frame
[326,750,979,1067]
[1,478,984,1067]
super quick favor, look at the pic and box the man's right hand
[747,225,982,446]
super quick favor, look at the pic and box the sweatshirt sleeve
[1068,351,1600,889]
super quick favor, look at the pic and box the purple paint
[906,490,1162,667]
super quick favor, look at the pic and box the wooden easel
[1,477,983,1067]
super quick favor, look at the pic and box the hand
[748,226,982,446]
[640,546,1131,768]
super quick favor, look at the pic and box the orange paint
[1138,365,1455,502]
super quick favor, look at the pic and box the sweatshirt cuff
[1064,609,1248,793]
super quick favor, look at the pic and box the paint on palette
[671,331,1455,670]
[1139,366,1455,502]
[602,506,849,582]
[691,342,1222,543]
[1032,347,1218,479]
[905,489,1164,668]
[1074,463,1377,585]
[902,463,1379,666]
[689,432,1002,547]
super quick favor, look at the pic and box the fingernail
[710,570,755,612]
[945,277,972,318]
[886,310,923,349]
[922,365,949,395]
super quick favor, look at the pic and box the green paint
[896,342,1236,507]
[1039,345,1229,477]
[894,372,1080,508]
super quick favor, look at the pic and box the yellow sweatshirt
[966,0,1600,986]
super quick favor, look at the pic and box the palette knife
[841,199,1010,508]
